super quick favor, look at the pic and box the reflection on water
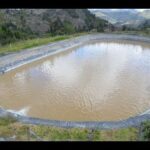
[0,40,150,121]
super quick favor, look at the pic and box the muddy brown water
[0,39,150,121]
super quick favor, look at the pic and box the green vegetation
[0,116,17,126]
[0,116,140,141]
[0,32,87,56]
[0,22,35,45]
[139,121,150,141]
[29,126,138,141]
[99,128,138,141]
[0,9,108,46]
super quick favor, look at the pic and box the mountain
[89,9,146,25]
[0,9,108,45]
[139,10,150,19]
[137,19,150,30]
[90,9,150,29]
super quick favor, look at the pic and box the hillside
[0,9,108,45]
[89,9,144,24]
[138,19,150,30]
[139,10,150,19]
[90,9,150,29]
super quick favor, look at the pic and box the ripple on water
[0,40,150,121]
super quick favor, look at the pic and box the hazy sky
[89,9,149,12]
[135,9,149,12]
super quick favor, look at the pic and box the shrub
[141,121,150,141]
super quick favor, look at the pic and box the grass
[0,116,139,141]
[99,128,138,141]
[0,32,88,56]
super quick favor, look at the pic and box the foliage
[0,116,17,126]
[0,22,35,45]
[0,116,138,141]
[141,121,150,141]
[0,33,87,56]
[0,9,109,45]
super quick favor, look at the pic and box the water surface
[0,40,150,121]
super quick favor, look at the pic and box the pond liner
[0,34,150,75]
[0,34,150,129]
[0,107,150,129]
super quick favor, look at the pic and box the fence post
[87,129,94,141]
[27,127,30,141]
